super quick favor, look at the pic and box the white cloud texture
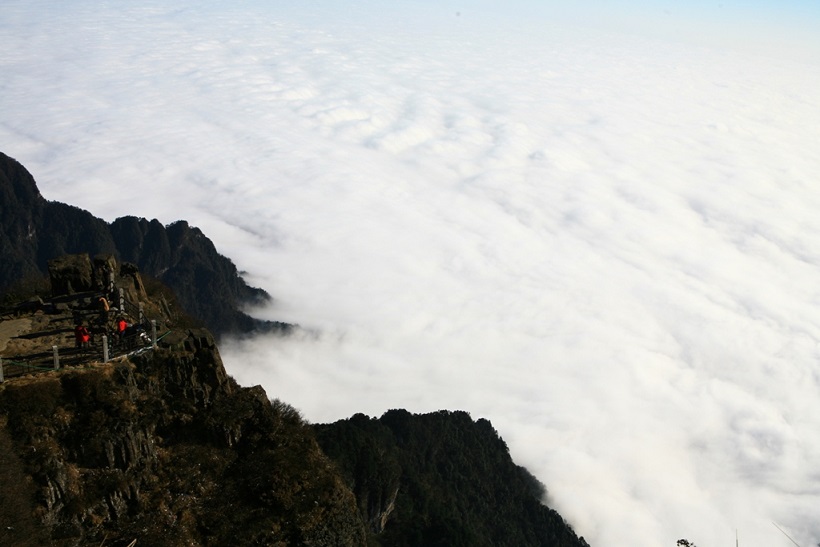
[3,1,820,545]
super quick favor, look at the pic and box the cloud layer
[3,1,820,545]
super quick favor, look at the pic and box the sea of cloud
[3,1,820,545]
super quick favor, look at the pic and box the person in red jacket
[116,316,128,346]
[74,322,91,349]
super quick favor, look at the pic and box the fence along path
[0,287,168,383]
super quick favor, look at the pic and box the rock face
[0,152,115,291]
[110,216,275,335]
[45,253,150,318]
[0,152,284,338]
[0,329,366,547]
[47,254,95,296]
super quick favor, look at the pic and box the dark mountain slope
[0,152,285,337]
[0,153,117,280]
[110,216,271,333]
[316,410,590,547]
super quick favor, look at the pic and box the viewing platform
[0,253,171,383]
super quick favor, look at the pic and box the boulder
[118,261,148,302]
[47,254,94,296]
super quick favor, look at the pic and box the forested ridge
[316,410,589,546]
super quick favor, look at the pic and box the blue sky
[512,0,820,52]
[268,0,820,62]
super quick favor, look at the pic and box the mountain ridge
[0,151,285,338]
[0,151,591,546]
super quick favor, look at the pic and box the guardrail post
[53,346,60,370]
[151,320,157,349]
[0,358,4,383]
[102,335,109,363]
[108,271,115,294]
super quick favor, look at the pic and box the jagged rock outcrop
[47,254,96,296]
[0,153,116,291]
[110,216,275,335]
[45,253,149,317]
[0,151,285,338]
[0,329,367,546]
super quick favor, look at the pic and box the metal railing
[1,287,170,383]
[0,327,173,383]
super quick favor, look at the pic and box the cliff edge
[0,328,366,546]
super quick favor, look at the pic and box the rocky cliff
[0,151,285,338]
[0,329,366,547]
[0,309,590,546]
